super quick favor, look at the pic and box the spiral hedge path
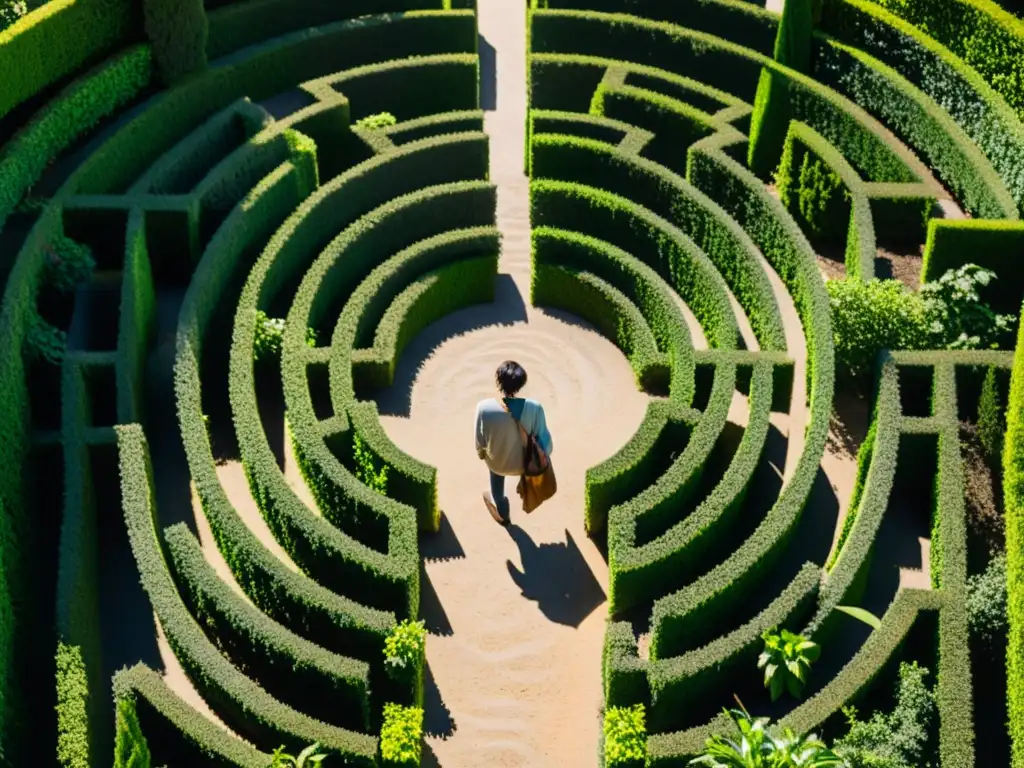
[0,0,1023,765]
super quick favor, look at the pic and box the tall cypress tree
[747,0,816,175]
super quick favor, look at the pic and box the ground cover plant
[0,0,1020,764]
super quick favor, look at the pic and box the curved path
[374,0,649,764]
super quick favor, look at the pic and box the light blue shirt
[474,397,553,476]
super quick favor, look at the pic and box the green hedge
[350,229,500,392]
[113,664,269,767]
[234,136,486,622]
[55,359,109,768]
[162,523,372,731]
[603,622,649,709]
[812,35,1017,220]
[866,0,1024,129]
[1006,311,1024,768]
[540,0,777,55]
[335,237,499,532]
[142,0,208,84]
[644,131,834,655]
[623,359,773,632]
[820,0,1024,215]
[206,0,446,59]
[921,219,1024,316]
[529,12,928,187]
[0,44,152,231]
[647,563,819,732]
[116,422,378,761]
[534,264,667,390]
[0,0,138,121]
[176,163,397,658]
[116,209,157,424]
[277,177,493,540]
[384,109,485,146]
[65,13,477,195]
[530,135,785,351]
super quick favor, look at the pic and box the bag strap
[500,398,531,445]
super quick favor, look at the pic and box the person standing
[474,360,553,524]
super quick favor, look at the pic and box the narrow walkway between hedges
[374,1,650,764]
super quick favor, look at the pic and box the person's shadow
[504,525,606,627]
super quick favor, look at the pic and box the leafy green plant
[828,265,1016,383]
[353,432,388,494]
[835,605,882,631]
[113,696,151,768]
[834,662,937,768]
[757,628,820,701]
[380,703,423,766]
[604,704,647,766]
[690,705,844,767]
[776,147,849,244]
[267,742,327,767]
[252,310,317,363]
[44,234,95,294]
[384,619,426,680]
[919,264,1016,351]
[967,553,1008,646]
[24,312,66,364]
[0,0,27,30]
[978,366,1006,467]
[356,112,398,130]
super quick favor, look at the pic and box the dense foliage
[383,619,425,680]
[380,704,422,766]
[604,704,647,766]
[690,708,844,767]
[828,265,1016,381]
[967,553,1009,646]
[978,366,1006,466]
[757,628,820,701]
[113,697,151,768]
[834,662,938,768]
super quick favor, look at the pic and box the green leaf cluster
[834,661,937,768]
[353,432,389,495]
[43,233,95,294]
[604,704,647,766]
[380,703,423,766]
[113,696,151,768]
[253,310,316,363]
[690,708,843,767]
[383,619,425,678]
[356,112,398,130]
[757,628,820,701]
[967,553,1008,646]
[268,742,327,767]
[978,366,1005,466]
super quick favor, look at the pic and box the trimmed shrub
[978,366,1005,467]
[113,695,152,768]
[748,0,815,174]
[142,0,208,84]
[604,704,647,768]
[967,553,1008,646]
[113,664,268,767]
[384,619,426,705]
[56,641,92,768]
[867,0,1024,124]
[921,219,1024,316]
[162,524,372,730]
[380,703,422,767]
[116,422,378,762]
[1005,313,1024,766]
[0,44,152,230]
[0,0,137,121]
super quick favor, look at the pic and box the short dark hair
[496,360,527,397]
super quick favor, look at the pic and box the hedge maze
[527,0,1022,765]
[1,0,1023,764]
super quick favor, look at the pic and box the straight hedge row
[1005,308,1024,768]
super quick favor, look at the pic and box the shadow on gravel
[504,525,606,627]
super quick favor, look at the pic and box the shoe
[483,492,508,525]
